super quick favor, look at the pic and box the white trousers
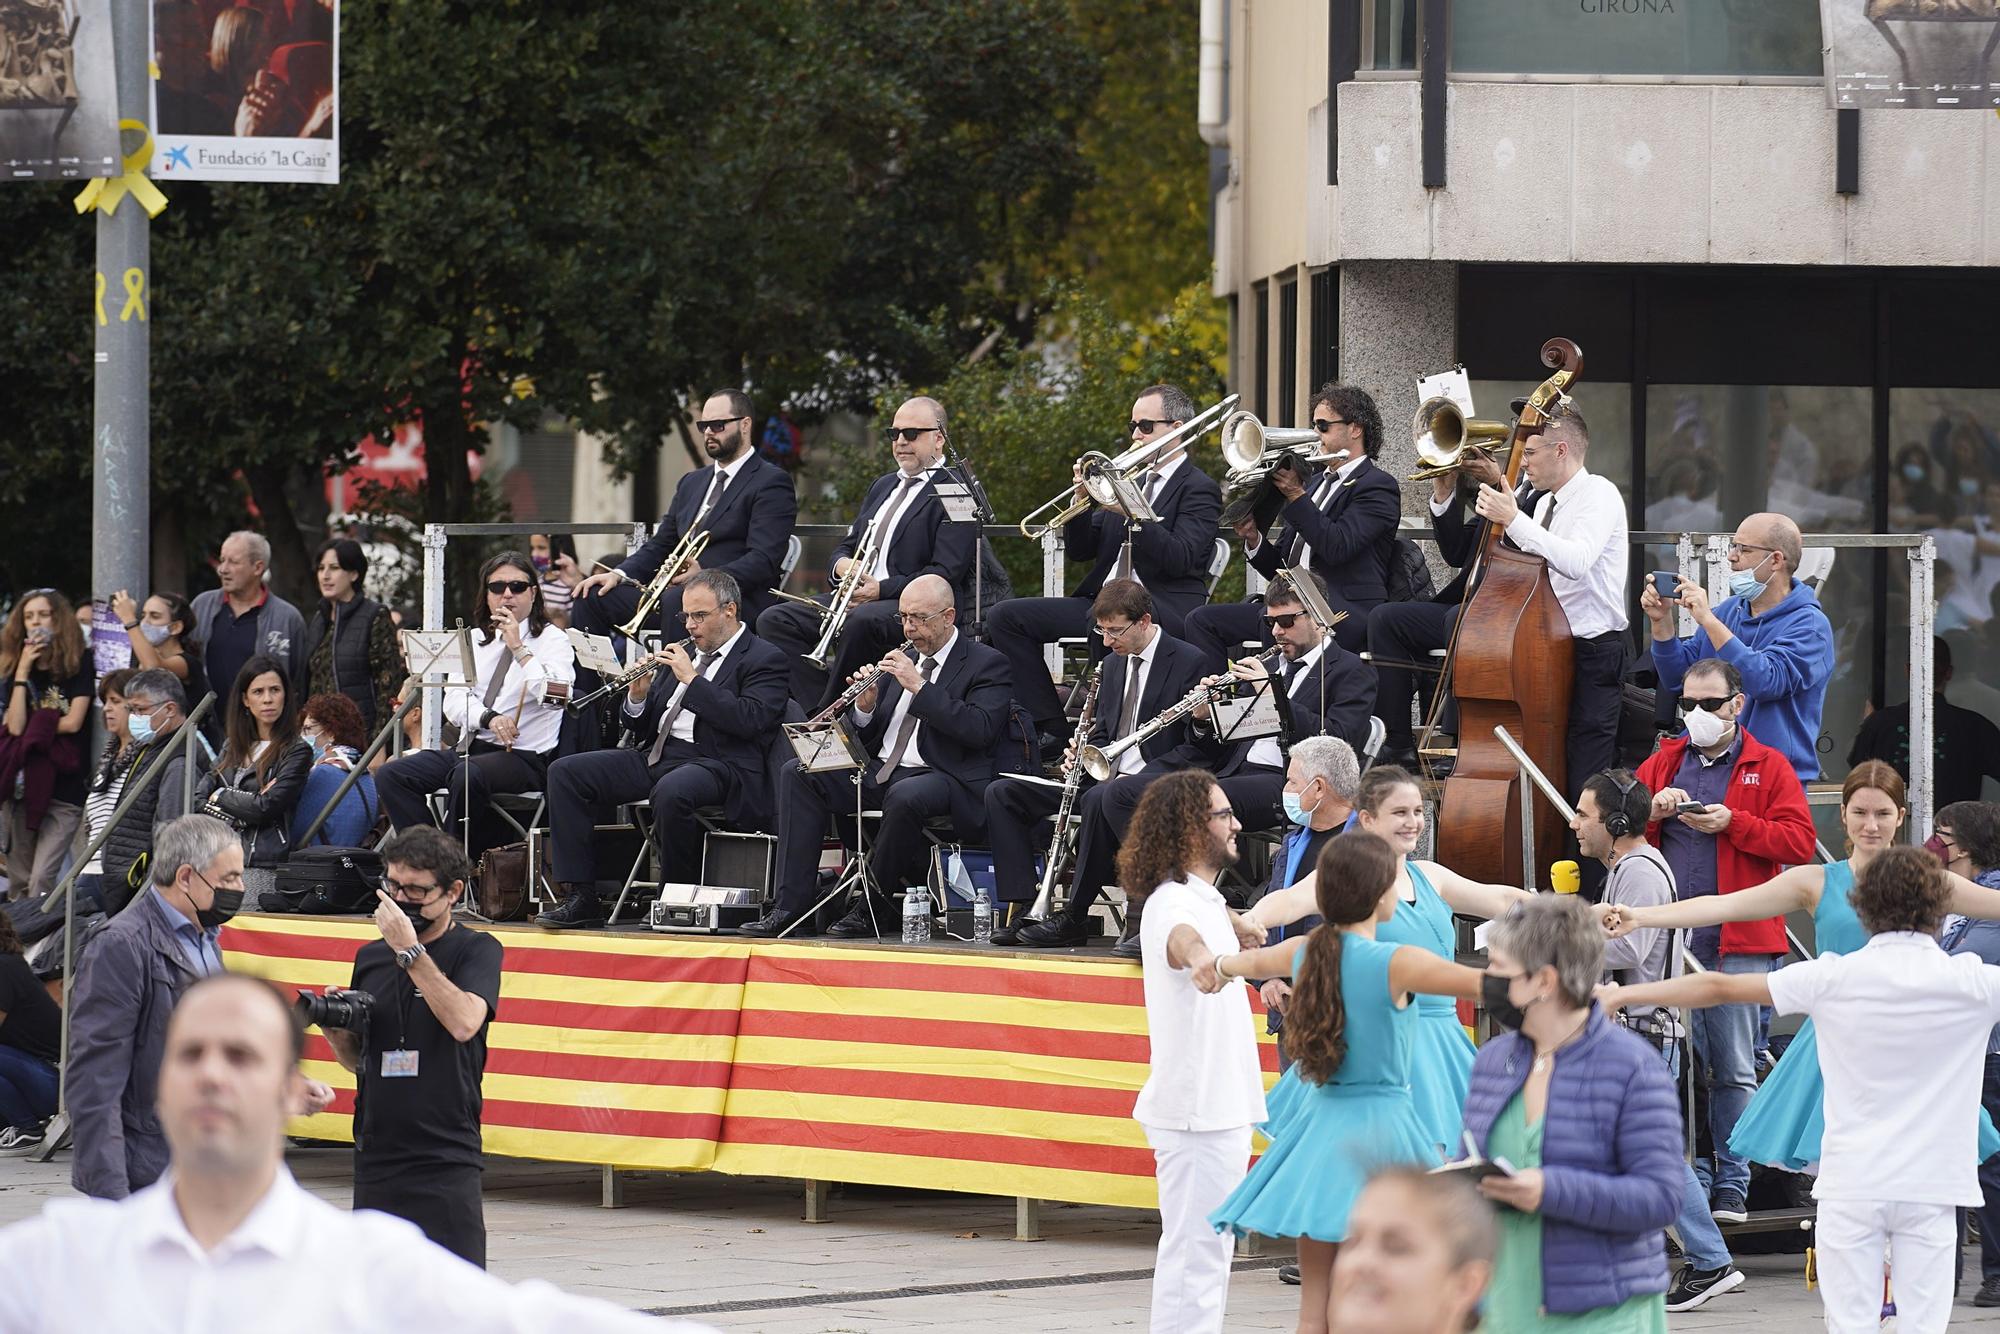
[1814,1198,1957,1334]
[1143,1123,1253,1334]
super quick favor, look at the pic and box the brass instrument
[1079,675,1226,782]
[1028,658,1103,919]
[567,638,696,711]
[783,638,916,771]
[803,513,883,670]
[615,529,710,639]
[1218,409,1352,529]
[1409,396,1513,481]
[1016,393,1241,539]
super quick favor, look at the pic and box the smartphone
[1651,571,1680,599]
[26,626,51,647]
[1676,800,1707,815]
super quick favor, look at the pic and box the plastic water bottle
[972,883,994,944]
[902,884,931,945]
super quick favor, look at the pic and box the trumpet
[803,638,917,727]
[1409,396,1512,482]
[567,638,695,711]
[804,514,882,669]
[1016,393,1240,539]
[1029,658,1103,919]
[1217,409,1352,529]
[615,529,710,639]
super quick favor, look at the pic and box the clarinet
[1028,657,1103,919]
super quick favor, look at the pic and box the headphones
[1601,771,1641,839]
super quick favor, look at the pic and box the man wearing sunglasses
[1633,655,1816,1228]
[756,397,975,707]
[1186,382,1399,667]
[1643,512,1833,780]
[986,384,1224,754]
[572,388,798,661]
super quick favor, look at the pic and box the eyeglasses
[1726,542,1776,558]
[1129,418,1182,436]
[1261,612,1302,630]
[383,876,445,901]
[681,608,719,625]
[1093,621,1138,641]
[1677,696,1735,715]
[1207,807,1236,823]
[886,426,940,444]
[695,416,747,434]
[485,580,533,595]
[1311,418,1348,434]
[897,608,949,626]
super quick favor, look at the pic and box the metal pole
[90,0,155,621]
[1041,530,1064,680]
[420,524,448,750]
[1909,537,1936,843]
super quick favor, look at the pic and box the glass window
[1467,380,1633,499]
[1373,0,1418,71]
[1448,0,1822,78]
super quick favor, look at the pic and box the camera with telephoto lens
[294,987,375,1034]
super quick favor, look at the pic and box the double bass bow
[1423,337,1584,889]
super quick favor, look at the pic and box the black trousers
[545,739,727,890]
[1216,767,1288,835]
[1183,597,1371,671]
[1560,632,1631,901]
[985,595,1091,731]
[1977,1054,2000,1280]
[375,743,551,863]
[756,597,905,708]
[984,776,1077,905]
[354,1161,486,1268]
[1059,764,1169,922]
[1367,600,1458,748]
[772,760,965,916]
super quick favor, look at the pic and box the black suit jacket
[1200,641,1378,776]
[835,469,976,604]
[620,451,798,621]
[1087,632,1211,770]
[856,635,1013,833]
[1248,457,1401,610]
[1429,479,1536,606]
[1065,462,1224,627]
[621,630,793,830]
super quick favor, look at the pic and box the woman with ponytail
[1202,831,1487,1334]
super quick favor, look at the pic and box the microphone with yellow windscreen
[1551,860,1580,895]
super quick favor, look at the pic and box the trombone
[1217,409,1351,529]
[615,529,709,639]
[1409,396,1513,481]
[1016,393,1240,539]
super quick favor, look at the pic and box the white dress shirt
[1111,631,1162,777]
[856,631,958,773]
[0,1167,715,1334]
[1133,876,1267,1133]
[1245,640,1325,771]
[1500,466,1630,640]
[688,449,755,531]
[623,624,743,745]
[438,621,576,754]
[867,466,943,580]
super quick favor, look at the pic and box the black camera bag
[267,846,384,915]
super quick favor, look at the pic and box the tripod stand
[778,764,890,939]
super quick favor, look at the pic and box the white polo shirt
[1766,931,2000,1206]
[1132,876,1267,1133]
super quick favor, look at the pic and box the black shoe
[991,908,1038,947]
[1708,1188,1747,1225]
[1664,1265,1744,1312]
[825,897,895,939]
[1015,915,1090,948]
[1375,743,1419,771]
[535,891,605,930]
[1110,934,1142,961]
[1277,1262,1300,1286]
[737,908,815,938]
[1976,1276,2000,1307]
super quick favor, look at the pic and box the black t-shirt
[24,664,93,807]
[1849,698,2000,808]
[0,952,62,1064]
[348,924,503,1177]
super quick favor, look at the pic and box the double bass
[1428,338,1583,889]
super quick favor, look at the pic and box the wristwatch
[394,942,427,970]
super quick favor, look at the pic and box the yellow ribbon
[73,118,169,220]
[119,269,147,322]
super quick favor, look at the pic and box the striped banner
[220,916,1277,1210]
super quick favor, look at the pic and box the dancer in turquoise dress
[1203,831,1488,1334]
[1244,766,1532,1152]
[1609,761,2000,1172]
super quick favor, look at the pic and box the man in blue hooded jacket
[1643,513,1833,780]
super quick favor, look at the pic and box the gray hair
[903,395,948,437]
[225,530,271,571]
[1137,383,1196,425]
[123,668,187,714]
[1487,896,1604,1007]
[152,814,241,888]
[684,568,741,612]
[1290,736,1359,803]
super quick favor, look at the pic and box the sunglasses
[1261,612,1303,630]
[886,426,940,443]
[1312,417,1348,434]
[1129,418,1181,435]
[695,416,747,434]
[485,579,533,595]
[1677,696,1735,714]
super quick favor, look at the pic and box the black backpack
[266,846,384,915]
[1385,537,1436,604]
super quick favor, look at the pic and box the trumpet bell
[1220,410,1323,473]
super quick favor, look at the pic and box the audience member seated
[196,655,313,882]
[94,670,200,914]
[538,571,790,930]
[531,532,584,628]
[289,692,379,850]
[0,908,63,1151]
[72,669,138,912]
[1849,636,2000,809]
[1644,512,1833,779]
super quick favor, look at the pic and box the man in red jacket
[1635,657,1816,1226]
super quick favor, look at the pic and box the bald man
[1643,512,1834,779]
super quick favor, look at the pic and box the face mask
[1925,834,1951,862]
[399,900,432,933]
[128,707,160,744]
[1481,974,1532,1031]
[192,873,244,930]
[1281,785,1320,826]
[1727,551,1774,602]
[1962,477,1981,497]
[1684,704,1732,749]
[532,553,551,572]
[304,730,329,761]
[139,622,171,646]
[1903,463,1927,484]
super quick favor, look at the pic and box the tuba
[1409,397,1513,481]
[1218,410,1350,530]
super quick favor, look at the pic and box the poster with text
[152,0,337,182]
[0,0,120,180]
[1822,0,2000,108]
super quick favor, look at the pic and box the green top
[1481,1091,1670,1334]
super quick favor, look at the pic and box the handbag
[470,840,541,922]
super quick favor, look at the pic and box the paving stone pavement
[1,1147,1998,1330]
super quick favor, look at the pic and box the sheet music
[400,629,476,685]
[565,628,626,676]
[1417,366,1474,418]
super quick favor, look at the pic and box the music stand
[777,727,888,940]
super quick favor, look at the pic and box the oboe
[566,639,695,711]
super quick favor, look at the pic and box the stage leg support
[803,1179,831,1223]
[601,1167,626,1208]
[1015,1196,1043,1242]
[1234,1231,1265,1258]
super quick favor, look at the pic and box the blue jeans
[1689,952,1777,1200]
[1658,1034,1734,1269]
[0,1043,59,1128]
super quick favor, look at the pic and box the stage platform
[220,914,1281,1216]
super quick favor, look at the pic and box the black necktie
[649,651,716,763]
[691,469,727,531]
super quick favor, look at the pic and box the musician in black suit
[571,389,799,645]
[756,397,977,706]
[1185,383,1399,664]
[537,570,791,929]
[986,384,1225,744]
[741,574,1012,940]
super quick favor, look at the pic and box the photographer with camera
[309,826,502,1267]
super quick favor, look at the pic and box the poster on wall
[0,0,120,180]
[152,0,338,182]
[1821,0,2000,107]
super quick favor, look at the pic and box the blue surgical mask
[139,622,171,646]
[1902,463,1926,484]
[128,706,160,744]
[1728,551,1774,602]
[1281,786,1320,826]
[305,730,329,761]
[1961,477,1981,498]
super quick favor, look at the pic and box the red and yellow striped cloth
[221,916,1278,1210]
